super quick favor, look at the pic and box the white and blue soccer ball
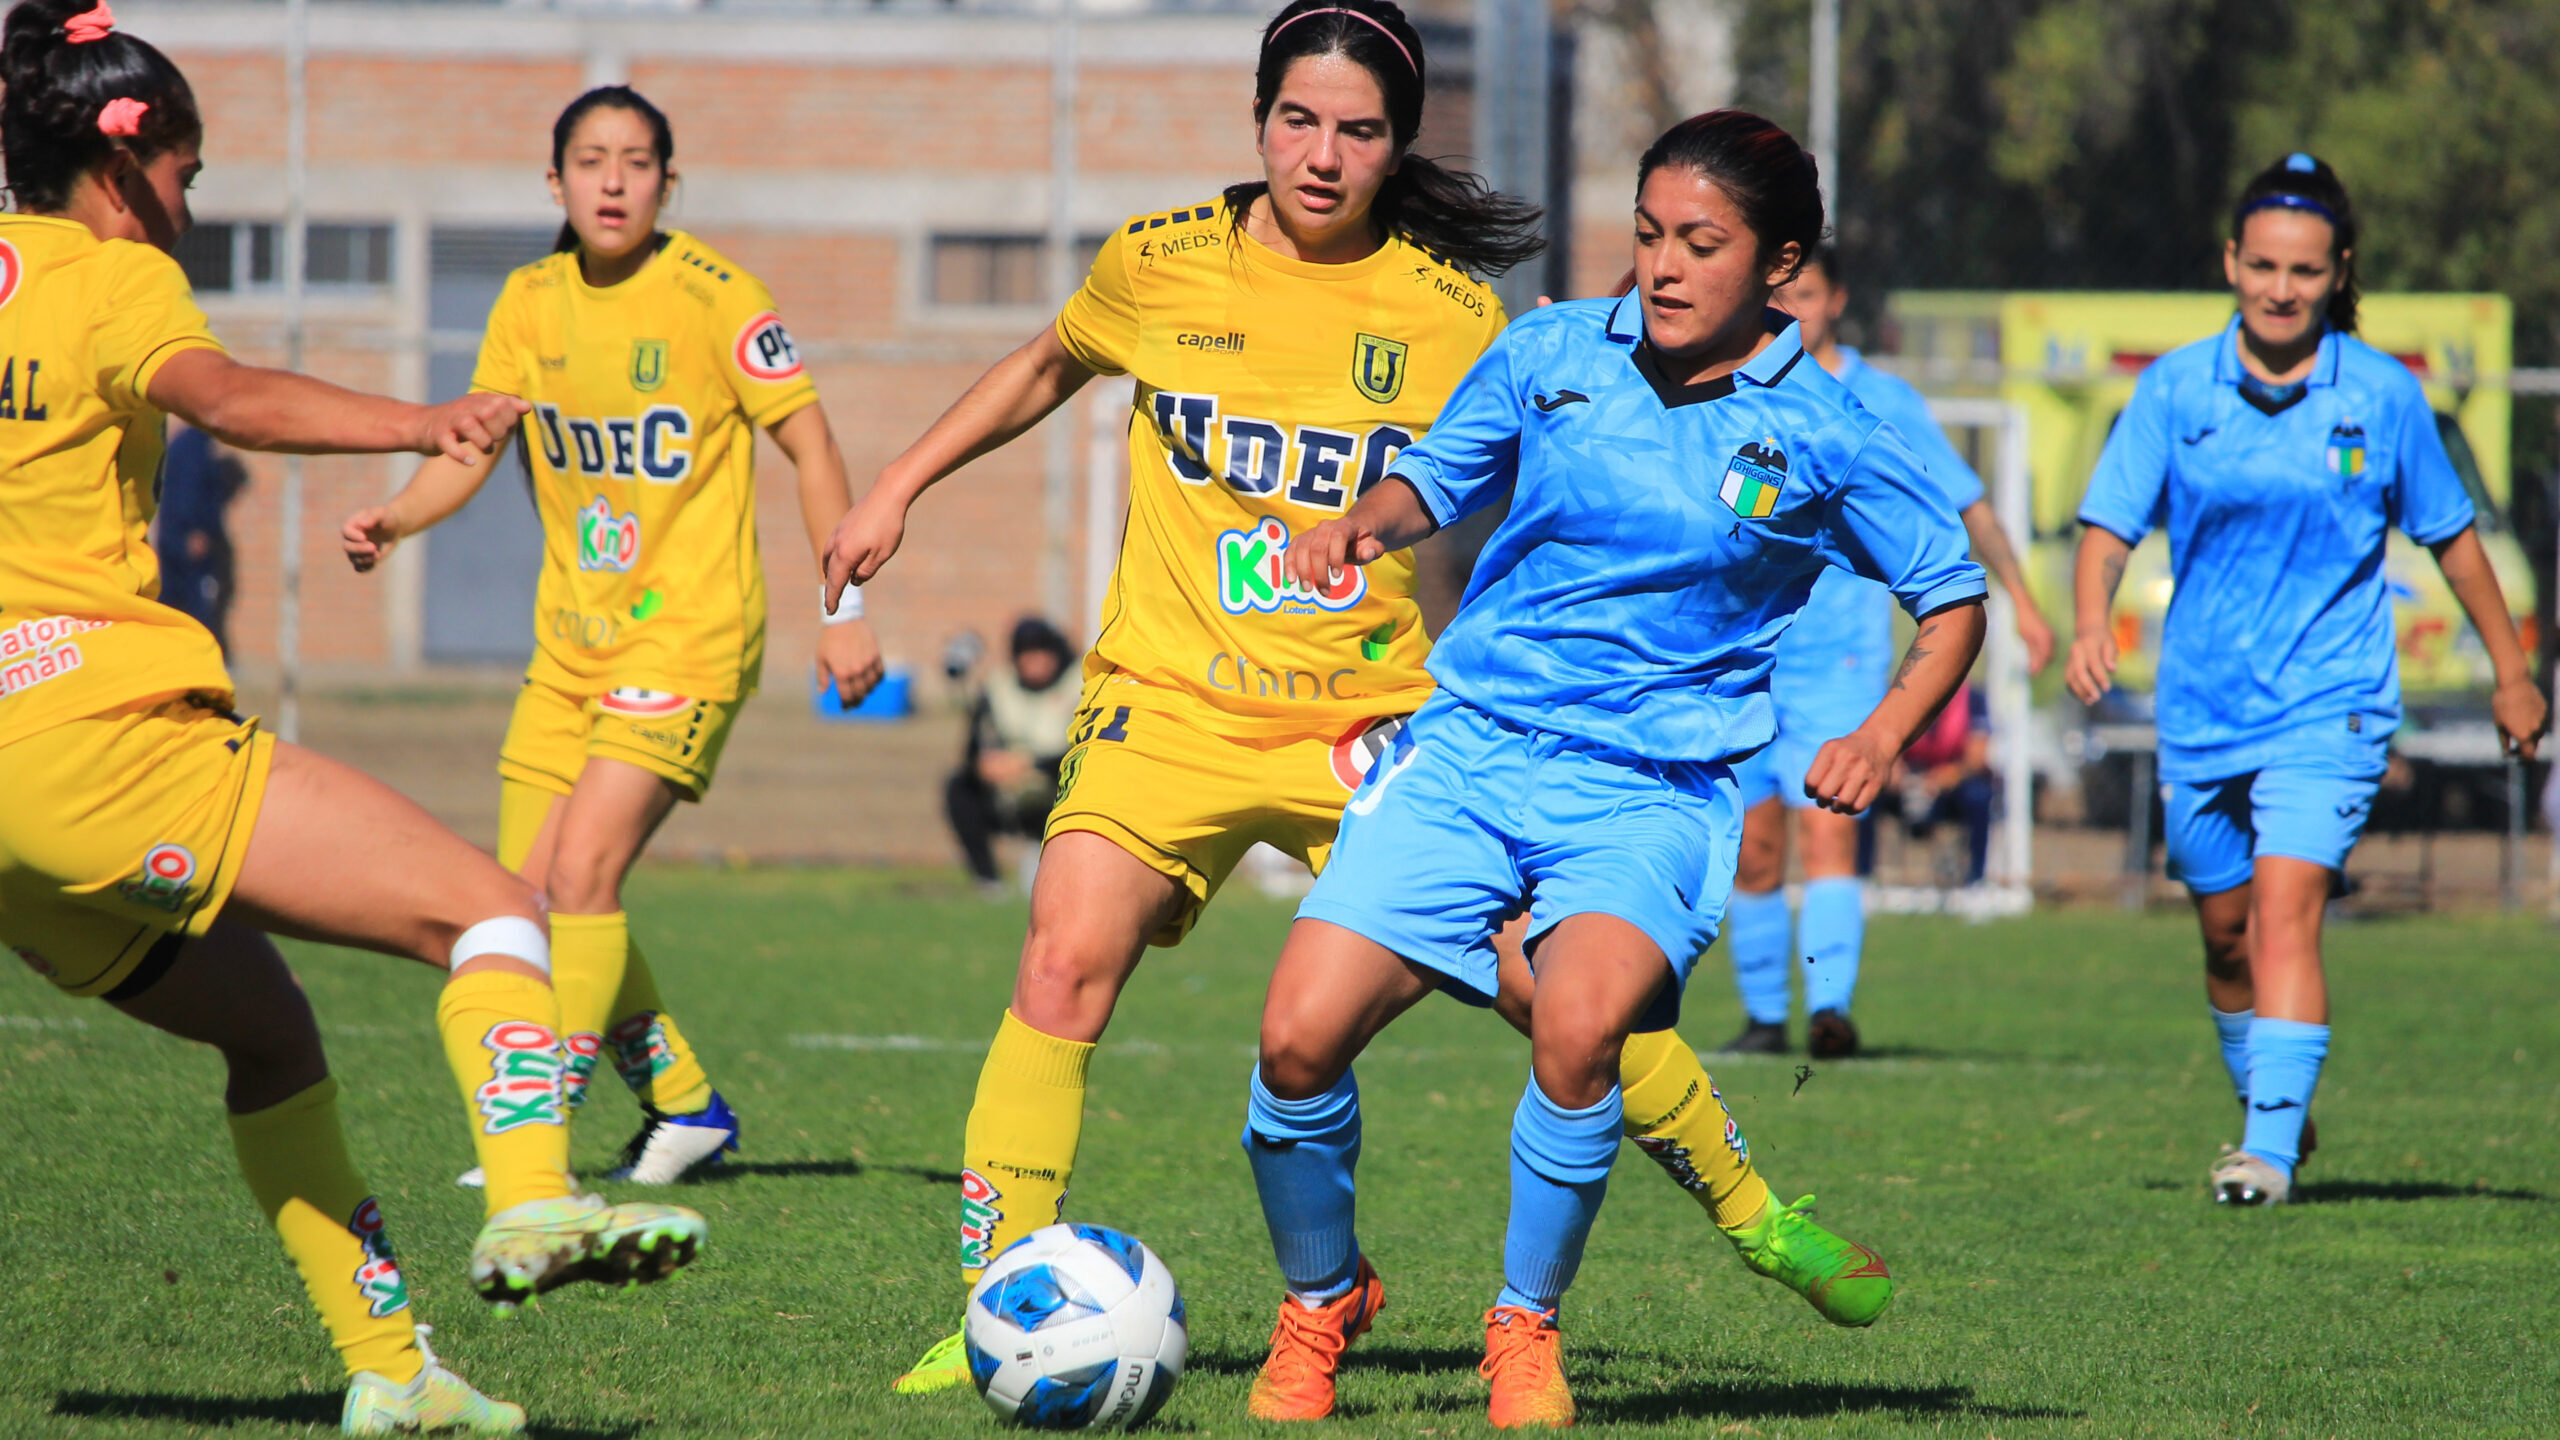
[964,1223,1188,1429]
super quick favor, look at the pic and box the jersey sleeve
[2076,366,2175,545]
[1826,420,1989,620]
[1860,371,1985,511]
[1054,227,1139,376]
[715,271,819,427]
[1385,326,1522,529]
[94,243,224,411]
[469,272,532,398]
[2387,385,2475,545]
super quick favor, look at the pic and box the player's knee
[419,866,548,970]
[1734,836,1785,893]
[542,843,623,914]
[1256,1025,1348,1100]
[1012,931,1118,1039]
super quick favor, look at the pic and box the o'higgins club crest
[1719,437,1788,520]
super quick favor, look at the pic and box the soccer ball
[964,1223,1188,1429]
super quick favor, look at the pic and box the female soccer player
[344,86,880,1186]
[0,4,703,1430]
[1719,247,2055,1059]
[1241,109,1985,1427]
[2067,153,2543,1207]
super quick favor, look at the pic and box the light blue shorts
[1298,691,1742,1032]
[1733,693,1871,814]
[2163,760,2385,896]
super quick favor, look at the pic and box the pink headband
[1269,6,1415,75]
[97,97,148,137]
[62,1,114,43]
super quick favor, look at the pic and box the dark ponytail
[547,84,674,254]
[1636,109,1825,284]
[2231,151,2359,334]
[1224,0,1544,277]
[2,0,200,214]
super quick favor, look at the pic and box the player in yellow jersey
[0,5,705,1432]
[343,87,879,1187]
[829,0,1828,1399]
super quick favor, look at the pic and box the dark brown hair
[1637,109,1825,282]
[2,0,201,213]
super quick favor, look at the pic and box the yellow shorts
[0,695,274,998]
[1045,689,1410,945]
[497,677,743,802]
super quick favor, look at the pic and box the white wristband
[822,581,865,624]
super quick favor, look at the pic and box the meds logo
[629,338,669,393]
[347,1198,412,1318]
[576,494,640,572]
[473,1022,566,1134]
[120,843,197,913]
[2325,422,2367,480]
[1351,333,1408,404]
[1718,438,1789,520]
[1216,517,1366,615]
[734,311,804,382]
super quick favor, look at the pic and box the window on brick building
[929,232,1114,307]
[172,221,393,293]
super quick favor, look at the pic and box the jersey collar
[1609,294,1808,408]
[2211,312,2341,389]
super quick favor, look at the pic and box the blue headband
[2237,192,2337,226]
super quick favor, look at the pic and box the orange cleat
[1246,1257,1386,1421]
[1481,1305,1573,1429]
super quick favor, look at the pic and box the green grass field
[4,870,2556,1438]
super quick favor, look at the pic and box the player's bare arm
[2429,524,2546,758]
[773,403,884,704]
[1285,475,1438,592]
[1805,597,1987,815]
[2064,523,2134,704]
[1959,497,2056,672]
[148,348,526,466]
[825,324,1100,597]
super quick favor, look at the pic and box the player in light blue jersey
[1236,111,1986,1427]
[2068,153,2544,1207]
[1721,247,2056,1059]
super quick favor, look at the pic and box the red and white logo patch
[1330,713,1409,792]
[733,311,803,382]
[0,239,21,315]
[600,686,690,719]
[144,843,198,886]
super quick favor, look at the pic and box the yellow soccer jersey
[472,231,818,702]
[0,215,230,749]
[1057,199,1506,732]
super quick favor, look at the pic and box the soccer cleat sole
[471,1216,704,1306]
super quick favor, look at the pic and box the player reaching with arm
[0,6,704,1430]
[1241,110,1985,1428]
[2066,153,2543,1207]
[1714,246,2053,1059]
[343,87,881,1186]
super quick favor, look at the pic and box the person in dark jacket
[947,617,1078,888]
[155,422,246,651]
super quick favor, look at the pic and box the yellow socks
[605,937,713,1116]
[549,911,630,1113]
[435,970,575,1216]
[227,1077,422,1384]
[1619,1027,1773,1230]
[959,1009,1095,1286]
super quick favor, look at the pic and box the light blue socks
[2241,1018,2328,1177]
[1495,1077,1622,1315]
[2212,1007,2253,1101]
[1726,888,1792,1025]
[1799,877,1866,1016]
[1243,1064,1364,1302]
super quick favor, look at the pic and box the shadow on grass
[1579,1378,2083,1425]
[697,1159,964,1185]
[52,1390,643,1438]
[1187,1343,1630,1379]
[2293,1178,2547,1204]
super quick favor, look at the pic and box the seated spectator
[1881,682,1996,886]
[946,617,1078,890]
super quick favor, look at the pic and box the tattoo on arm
[2099,552,2125,601]
[1889,637,1935,693]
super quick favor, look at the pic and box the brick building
[126,0,1731,698]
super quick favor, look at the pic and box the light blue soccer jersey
[1773,349,1990,735]
[2078,317,2474,782]
[1391,295,1986,764]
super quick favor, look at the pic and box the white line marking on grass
[0,1014,87,1031]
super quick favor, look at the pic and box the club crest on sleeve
[1718,438,1788,520]
[2325,422,2366,479]
[1351,333,1408,404]
[629,338,668,393]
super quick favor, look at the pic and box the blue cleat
[605,1091,741,1184]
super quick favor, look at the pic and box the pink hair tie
[97,96,147,137]
[1269,6,1416,75]
[61,1,115,43]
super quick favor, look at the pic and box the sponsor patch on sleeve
[734,311,805,383]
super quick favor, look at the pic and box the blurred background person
[1879,681,1995,888]
[153,420,246,653]
[946,616,1077,894]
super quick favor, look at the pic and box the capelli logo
[1176,331,1246,354]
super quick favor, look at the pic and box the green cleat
[341,1326,526,1434]
[1722,1193,1893,1327]
[891,1329,971,1395]
[468,1194,705,1307]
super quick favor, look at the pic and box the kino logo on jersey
[2325,423,2367,479]
[473,1022,567,1134]
[1719,439,1788,520]
[1218,516,1367,615]
[347,1197,412,1319]
[577,495,641,572]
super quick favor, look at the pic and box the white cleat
[454,1167,485,1189]
[2211,1148,2292,1206]
[602,1092,740,1185]
[341,1326,526,1434]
